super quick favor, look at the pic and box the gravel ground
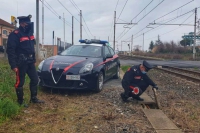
[148,69,200,133]
[1,68,200,133]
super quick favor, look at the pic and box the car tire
[113,66,120,79]
[94,71,104,92]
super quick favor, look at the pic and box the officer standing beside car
[6,15,44,106]
[120,60,158,102]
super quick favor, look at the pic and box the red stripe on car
[49,60,55,70]
[63,60,86,73]
[20,37,29,42]
[94,54,118,67]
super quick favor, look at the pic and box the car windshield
[60,45,102,57]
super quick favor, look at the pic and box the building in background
[0,18,15,48]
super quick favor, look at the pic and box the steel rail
[155,67,200,83]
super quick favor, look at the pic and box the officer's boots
[30,86,45,103]
[120,93,129,102]
[16,87,24,105]
[15,87,28,107]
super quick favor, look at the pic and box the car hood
[42,55,101,71]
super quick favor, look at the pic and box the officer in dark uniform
[121,60,158,102]
[6,15,44,106]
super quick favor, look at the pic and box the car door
[103,46,112,80]
[108,46,117,77]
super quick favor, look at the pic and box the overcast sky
[1,0,200,51]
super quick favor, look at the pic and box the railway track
[155,66,200,83]
[118,54,163,60]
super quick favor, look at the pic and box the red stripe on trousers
[15,69,20,88]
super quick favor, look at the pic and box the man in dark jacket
[121,60,158,102]
[6,15,44,106]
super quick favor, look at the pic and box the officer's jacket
[6,28,36,69]
[122,65,156,86]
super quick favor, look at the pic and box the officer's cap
[143,60,153,71]
[17,15,32,23]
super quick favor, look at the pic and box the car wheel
[113,66,120,79]
[94,71,104,92]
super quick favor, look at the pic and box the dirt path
[0,79,155,133]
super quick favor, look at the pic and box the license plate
[66,75,80,80]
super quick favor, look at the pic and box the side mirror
[57,51,62,55]
[106,54,113,58]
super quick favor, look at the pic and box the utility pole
[52,31,54,56]
[131,35,133,54]
[72,16,74,45]
[36,0,39,59]
[42,0,44,48]
[80,10,82,40]
[193,8,197,60]
[108,36,109,42]
[143,33,144,51]
[114,11,116,50]
[63,13,65,50]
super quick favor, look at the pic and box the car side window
[104,46,110,57]
[108,47,115,56]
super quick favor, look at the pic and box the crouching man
[121,60,158,102]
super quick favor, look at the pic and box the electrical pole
[72,16,74,45]
[42,0,44,48]
[131,35,133,55]
[193,8,197,60]
[63,13,65,50]
[36,0,39,60]
[80,10,82,40]
[114,11,116,51]
[143,33,144,51]
[52,31,54,56]
[121,41,123,51]
[108,36,109,42]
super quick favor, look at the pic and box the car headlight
[79,63,93,74]
[38,60,45,71]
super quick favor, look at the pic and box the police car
[37,39,120,92]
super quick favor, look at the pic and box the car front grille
[51,68,63,81]
[43,78,74,88]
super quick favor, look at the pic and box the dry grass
[148,69,200,132]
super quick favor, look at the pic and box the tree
[149,41,154,51]
[180,39,193,47]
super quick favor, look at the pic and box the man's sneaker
[132,96,144,101]
[120,93,129,102]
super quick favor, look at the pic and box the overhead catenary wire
[69,0,80,12]
[108,0,120,40]
[132,12,195,42]
[64,0,94,38]
[39,0,72,27]
[116,0,129,22]
[116,0,164,41]
[115,0,120,11]
[82,25,91,39]
[124,2,196,41]
[82,17,94,38]
[57,0,80,23]
[133,18,194,43]
[152,0,194,23]
[116,0,154,41]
